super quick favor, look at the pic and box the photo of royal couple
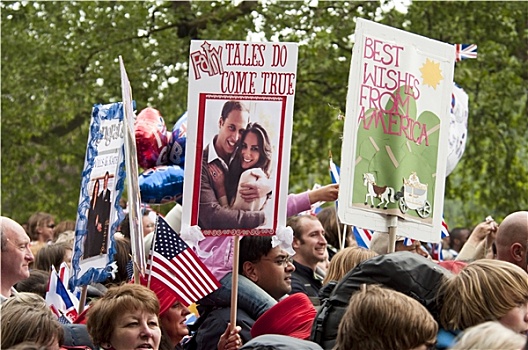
[199,100,278,231]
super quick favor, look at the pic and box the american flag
[146,216,220,307]
[352,226,373,249]
[454,43,478,62]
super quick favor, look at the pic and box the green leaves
[2,1,526,229]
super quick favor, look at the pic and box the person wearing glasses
[0,216,35,301]
[191,235,295,349]
[26,211,55,259]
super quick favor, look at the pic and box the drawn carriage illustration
[394,172,431,218]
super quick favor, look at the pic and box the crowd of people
[2,204,527,349]
[0,101,527,350]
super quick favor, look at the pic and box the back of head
[439,259,528,331]
[368,231,389,254]
[1,299,64,349]
[450,321,526,350]
[54,230,75,247]
[1,291,47,309]
[495,211,528,268]
[53,220,76,239]
[34,242,70,272]
[316,207,344,250]
[241,334,323,350]
[86,283,160,347]
[311,251,449,349]
[323,247,377,285]
[14,270,50,298]
[105,236,131,286]
[334,284,437,350]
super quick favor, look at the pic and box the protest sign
[182,40,298,237]
[338,19,455,242]
[71,102,125,287]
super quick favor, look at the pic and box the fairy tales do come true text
[357,36,431,146]
[190,42,295,96]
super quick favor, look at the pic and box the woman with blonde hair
[1,294,64,349]
[449,321,526,350]
[322,247,377,285]
[439,259,528,334]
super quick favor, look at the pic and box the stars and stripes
[454,43,477,62]
[146,216,220,307]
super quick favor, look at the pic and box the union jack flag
[352,226,373,249]
[46,266,79,323]
[429,242,444,261]
[454,43,477,62]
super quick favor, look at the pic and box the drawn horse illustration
[363,173,395,209]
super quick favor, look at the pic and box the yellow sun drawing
[419,58,443,89]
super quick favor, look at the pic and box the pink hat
[251,293,316,340]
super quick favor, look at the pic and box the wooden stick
[229,234,240,330]
[78,285,88,314]
[387,216,398,253]
[341,224,348,250]
[335,203,342,250]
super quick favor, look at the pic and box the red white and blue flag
[329,157,340,185]
[454,43,478,62]
[352,226,373,249]
[441,216,449,239]
[146,216,220,307]
[46,265,79,323]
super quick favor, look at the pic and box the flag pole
[230,234,240,331]
[329,150,342,251]
[146,215,159,289]
[78,285,88,314]
[340,224,347,250]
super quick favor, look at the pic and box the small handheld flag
[352,226,373,249]
[146,216,220,307]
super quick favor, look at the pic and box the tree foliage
[2,1,526,229]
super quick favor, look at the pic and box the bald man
[0,216,34,301]
[495,211,528,272]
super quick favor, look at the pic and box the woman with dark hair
[209,122,273,212]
